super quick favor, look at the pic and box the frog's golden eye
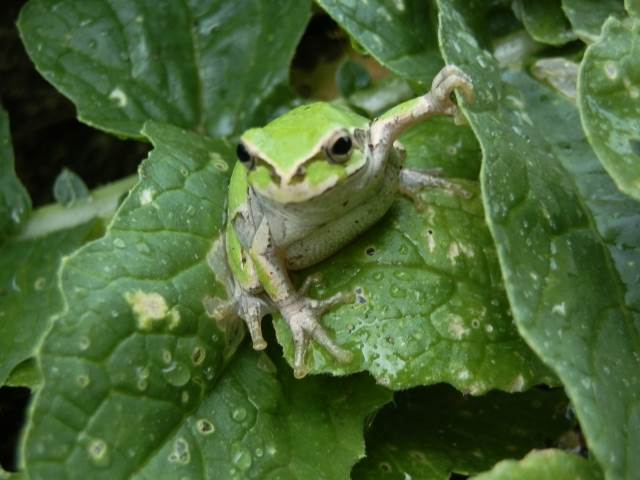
[236,143,255,169]
[326,132,353,163]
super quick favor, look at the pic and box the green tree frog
[205,66,474,378]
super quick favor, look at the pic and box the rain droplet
[78,336,91,350]
[76,375,90,388]
[113,238,125,249]
[203,366,215,380]
[162,361,191,387]
[231,407,247,422]
[231,446,252,471]
[34,277,46,291]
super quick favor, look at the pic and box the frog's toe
[246,316,267,351]
[432,66,475,106]
[312,291,356,314]
[308,322,352,363]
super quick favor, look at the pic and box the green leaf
[561,0,625,42]
[471,450,603,480]
[531,58,579,101]
[135,343,390,479]
[438,1,640,479]
[336,59,372,97]
[627,0,640,16]
[513,0,577,46]
[401,117,482,180]
[6,359,42,389]
[275,159,554,392]
[353,385,572,480]
[18,0,311,139]
[0,108,31,240]
[578,16,640,200]
[22,123,235,478]
[316,0,443,85]
[0,218,102,386]
[53,168,91,206]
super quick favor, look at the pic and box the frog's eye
[326,133,352,163]
[236,143,255,169]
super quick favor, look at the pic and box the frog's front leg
[250,220,353,378]
[370,65,474,147]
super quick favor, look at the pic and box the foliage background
[1,0,638,479]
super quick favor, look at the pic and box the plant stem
[18,175,137,239]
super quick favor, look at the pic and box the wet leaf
[18,0,311,138]
[0,108,31,240]
[471,450,603,480]
[0,218,102,386]
[438,1,640,478]
[561,0,625,42]
[317,0,443,85]
[136,344,390,479]
[513,0,577,46]
[53,168,90,206]
[578,16,640,200]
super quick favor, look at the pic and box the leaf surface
[0,219,101,386]
[471,450,603,480]
[437,1,640,478]
[561,0,625,42]
[316,0,443,85]
[513,0,576,46]
[0,108,31,240]
[18,0,310,138]
[579,16,640,200]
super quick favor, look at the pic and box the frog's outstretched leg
[369,64,474,148]
[250,220,353,378]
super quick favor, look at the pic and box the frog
[204,65,474,378]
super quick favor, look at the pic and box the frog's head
[237,103,370,204]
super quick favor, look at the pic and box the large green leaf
[23,123,235,478]
[275,127,553,392]
[18,0,311,139]
[513,0,576,46]
[316,0,443,86]
[438,1,640,479]
[561,0,625,42]
[578,16,640,200]
[0,108,31,240]
[136,343,390,479]
[22,123,390,479]
[352,385,572,480]
[0,219,102,386]
[471,450,603,480]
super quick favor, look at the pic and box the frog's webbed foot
[203,287,273,351]
[400,168,472,209]
[430,65,475,124]
[279,278,354,378]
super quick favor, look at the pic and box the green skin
[206,65,475,378]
